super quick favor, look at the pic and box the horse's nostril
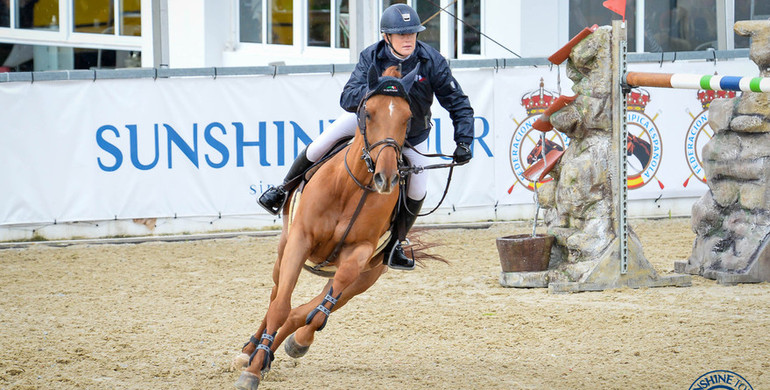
[390,175,399,189]
[373,173,385,188]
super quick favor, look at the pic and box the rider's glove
[453,142,472,164]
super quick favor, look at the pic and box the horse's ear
[400,63,421,95]
[367,64,379,91]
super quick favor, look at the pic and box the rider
[258,3,474,270]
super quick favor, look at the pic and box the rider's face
[384,33,417,57]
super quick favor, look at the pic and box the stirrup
[386,239,416,270]
[258,187,288,215]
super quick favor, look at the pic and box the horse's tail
[407,228,449,266]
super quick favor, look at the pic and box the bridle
[346,78,412,191]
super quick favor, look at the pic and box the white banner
[0,58,757,226]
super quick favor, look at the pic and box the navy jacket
[340,40,475,146]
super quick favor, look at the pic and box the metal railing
[0,49,750,84]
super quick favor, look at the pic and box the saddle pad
[288,188,392,277]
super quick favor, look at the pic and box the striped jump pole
[625,72,770,93]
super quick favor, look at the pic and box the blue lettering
[128,124,160,170]
[96,125,123,172]
[165,123,198,168]
[274,121,286,166]
[290,121,314,158]
[234,121,269,167]
[473,116,493,157]
[204,122,229,168]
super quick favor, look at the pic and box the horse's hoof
[231,353,250,371]
[234,371,260,390]
[284,334,310,358]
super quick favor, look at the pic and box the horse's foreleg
[234,248,285,371]
[241,233,311,379]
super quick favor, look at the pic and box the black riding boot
[385,197,424,270]
[258,148,313,215]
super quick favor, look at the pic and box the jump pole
[625,72,770,93]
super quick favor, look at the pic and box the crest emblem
[625,89,664,189]
[508,79,570,193]
[682,88,736,187]
[401,13,411,22]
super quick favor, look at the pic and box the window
[644,0,716,51]
[735,0,770,48]
[4,0,60,30]
[413,0,440,52]
[269,0,293,44]
[239,0,348,48]
[240,0,263,43]
[307,0,348,48]
[460,0,480,55]
[335,0,348,48]
[308,0,329,46]
[569,0,637,52]
[0,1,143,72]
[570,0,759,53]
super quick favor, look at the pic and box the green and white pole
[625,72,770,93]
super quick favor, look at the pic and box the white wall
[167,0,230,67]
[484,0,568,59]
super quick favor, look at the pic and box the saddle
[286,137,395,278]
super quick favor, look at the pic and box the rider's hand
[453,142,472,164]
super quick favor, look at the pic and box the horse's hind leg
[275,264,387,357]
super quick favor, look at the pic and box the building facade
[1,0,768,72]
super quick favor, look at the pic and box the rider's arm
[431,58,475,145]
[340,50,374,113]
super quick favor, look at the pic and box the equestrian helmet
[380,4,426,34]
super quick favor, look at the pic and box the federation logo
[682,88,737,187]
[508,79,570,193]
[689,370,753,390]
[626,89,664,189]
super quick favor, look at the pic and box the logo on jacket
[682,88,736,187]
[508,79,570,193]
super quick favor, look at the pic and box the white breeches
[306,112,429,200]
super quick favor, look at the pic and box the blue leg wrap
[247,330,276,373]
[305,286,343,332]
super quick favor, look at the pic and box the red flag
[603,0,626,21]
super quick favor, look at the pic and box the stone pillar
[676,20,770,284]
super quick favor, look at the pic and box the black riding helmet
[380,4,426,34]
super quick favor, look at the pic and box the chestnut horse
[234,65,419,389]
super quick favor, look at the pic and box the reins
[398,141,468,217]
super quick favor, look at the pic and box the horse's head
[355,64,418,194]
